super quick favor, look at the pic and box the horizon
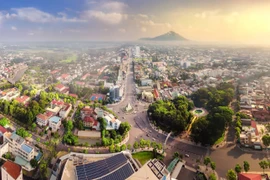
[0,0,270,44]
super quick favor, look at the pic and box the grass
[60,54,77,63]
[214,132,225,145]
[132,151,162,165]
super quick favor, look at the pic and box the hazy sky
[0,0,270,44]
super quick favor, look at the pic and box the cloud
[118,28,126,33]
[0,12,4,24]
[224,12,239,24]
[138,14,148,19]
[28,32,34,36]
[194,9,220,19]
[141,27,147,32]
[82,10,127,24]
[67,29,81,33]
[140,20,171,28]
[101,1,127,12]
[11,7,86,23]
[11,26,17,31]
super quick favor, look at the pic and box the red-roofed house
[238,173,262,180]
[54,84,69,94]
[83,116,99,130]
[69,94,78,98]
[153,89,160,100]
[36,111,53,127]
[61,74,70,80]
[1,161,23,180]
[15,95,30,105]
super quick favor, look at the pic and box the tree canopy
[148,96,193,134]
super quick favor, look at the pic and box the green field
[61,54,77,63]
[214,132,225,145]
[132,151,162,165]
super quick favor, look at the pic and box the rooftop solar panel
[98,163,134,180]
[76,153,131,180]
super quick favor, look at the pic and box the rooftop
[11,133,25,145]
[21,144,33,154]
[2,161,22,179]
[49,116,61,124]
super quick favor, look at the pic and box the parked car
[185,154,190,158]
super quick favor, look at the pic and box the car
[146,134,149,137]
[152,138,156,141]
[185,154,190,158]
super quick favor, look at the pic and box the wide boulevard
[108,57,267,178]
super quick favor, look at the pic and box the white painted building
[49,116,62,132]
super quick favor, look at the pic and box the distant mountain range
[139,31,188,41]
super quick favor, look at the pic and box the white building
[1,161,23,180]
[59,103,72,119]
[135,46,140,57]
[49,116,62,132]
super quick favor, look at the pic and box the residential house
[238,173,262,180]
[83,116,99,130]
[0,88,20,101]
[49,116,61,132]
[103,114,121,130]
[59,103,72,119]
[54,84,69,94]
[1,161,23,180]
[15,95,30,105]
[46,99,64,115]
[36,111,54,127]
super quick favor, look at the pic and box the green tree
[226,169,237,180]
[36,137,40,142]
[121,144,127,151]
[243,161,250,172]
[109,145,115,153]
[39,160,48,180]
[97,117,107,131]
[115,145,120,152]
[259,160,268,174]
[118,122,131,135]
[204,157,211,170]
[0,117,9,127]
[210,161,216,171]
[234,164,242,174]
[209,173,217,180]
[127,144,131,150]
[173,152,179,158]
[16,127,30,138]
[133,141,139,149]
[30,158,38,168]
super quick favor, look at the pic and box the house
[238,173,262,180]
[103,114,121,130]
[140,79,153,86]
[83,116,99,130]
[1,161,23,180]
[46,99,64,115]
[15,95,30,105]
[49,116,61,132]
[0,88,20,101]
[69,94,78,98]
[59,103,72,119]
[54,84,69,94]
[36,111,53,127]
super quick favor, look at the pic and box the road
[108,57,207,167]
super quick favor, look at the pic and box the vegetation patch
[60,54,77,63]
[132,151,162,165]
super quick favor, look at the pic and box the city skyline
[0,0,270,44]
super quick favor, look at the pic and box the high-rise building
[135,46,140,57]
[109,85,120,101]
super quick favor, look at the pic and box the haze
[0,0,270,44]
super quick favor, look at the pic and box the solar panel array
[76,153,134,180]
[98,163,134,180]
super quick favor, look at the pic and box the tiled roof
[37,114,49,121]
[83,116,98,126]
[238,173,262,180]
[55,84,65,90]
[52,99,65,106]
[2,161,22,179]
[15,95,30,104]
[0,125,7,134]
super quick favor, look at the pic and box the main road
[108,58,207,168]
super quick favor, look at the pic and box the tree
[0,117,9,127]
[39,160,48,180]
[209,173,217,180]
[259,160,268,174]
[234,164,242,174]
[226,169,237,180]
[210,161,216,171]
[97,117,107,131]
[16,127,30,138]
[243,161,250,172]
[109,145,115,153]
[36,137,40,142]
[121,144,127,151]
[30,158,38,168]
[127,144,131,150]
[133,141,139,149]
[65,120,74,131]
[203,156,211,170]
[173,152,179,158]
[118,122,131,135]
[262,135,270,157]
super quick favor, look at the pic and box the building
[83,116,99,130]
[1,161,23,180]
[75,153,135,180]
[238,173,262,180]
[90,94,106,102]
[109,85,120,101]
[54,84,69,94]
[46,99,64,115]
[134,46,140,57]
[15,95,30,105]
[49,116,62,132]
[141,91,154,102]
[36,111,53,127]
[127,159,171,180]
[103,114,121,130]
[59,103,72,119]
[0,88,20,101]
[140,79,152,86]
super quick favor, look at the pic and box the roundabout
[191,108,208,117]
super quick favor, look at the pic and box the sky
[0,0,270,44]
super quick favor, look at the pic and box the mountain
[139,31,188,41]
